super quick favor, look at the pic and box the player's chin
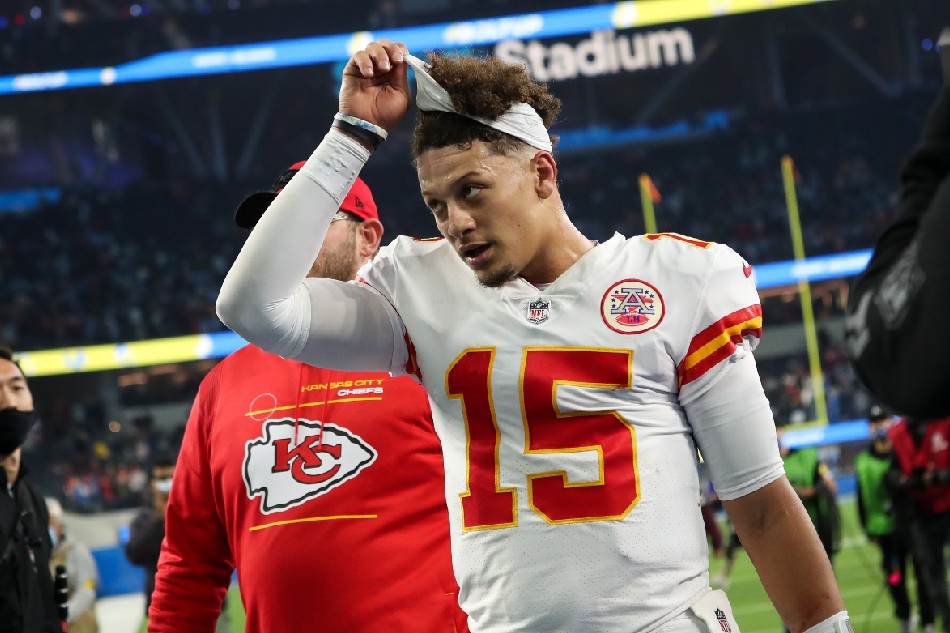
[476,263,517,288]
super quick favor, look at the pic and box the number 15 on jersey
[446,347,640,532]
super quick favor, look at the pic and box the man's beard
[477,263,518,288]
[309,229,360,282]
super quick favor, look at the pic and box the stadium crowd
[0,94,928,352]
[2,90,918,523]
[1,94,919,522]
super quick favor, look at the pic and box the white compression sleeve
[217,130,402,372]
[684,351,785,501]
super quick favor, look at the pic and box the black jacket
[125,508,165,613]
[846,85,950,418]
[0,465,60,633]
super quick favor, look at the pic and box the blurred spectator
[777,425,841,633]
[125,456,175,618]
[778,425,840,563]
[63,473,101,513]
[711,519,743,592]
[698,460,723,558]
[45,497,99,633]
[887,416,950,633]
[856,406,934,633]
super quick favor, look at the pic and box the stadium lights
[0,0,843,96]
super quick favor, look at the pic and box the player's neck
[521,221,597,286]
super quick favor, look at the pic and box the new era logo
[715,608,731,632]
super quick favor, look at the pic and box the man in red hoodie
[148,166,467,633]
[888,415,950,633]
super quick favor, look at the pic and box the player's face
[417,141,550,287]
[308,214,361,282]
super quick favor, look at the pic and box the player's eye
[462,185,481,199]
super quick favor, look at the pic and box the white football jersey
[360,232,765,633]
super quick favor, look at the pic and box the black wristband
[331,118,384,150]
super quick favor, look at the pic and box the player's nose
[443,204,476,239]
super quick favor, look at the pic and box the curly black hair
[411,52,561,159]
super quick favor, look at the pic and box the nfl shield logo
[715,608,731,633]
[526,298,550,324]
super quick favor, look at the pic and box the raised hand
[340,39,412,135]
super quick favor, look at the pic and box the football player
[218,40,849,633]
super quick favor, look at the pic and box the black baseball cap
[868,405,892,422]
[235,162,378,229]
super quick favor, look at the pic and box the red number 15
[446,348,640,532]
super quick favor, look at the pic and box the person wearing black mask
[0,345,60,633]
[124,455,176,624]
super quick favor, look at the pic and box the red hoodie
[149,345,467,633]
[890,417,950,517]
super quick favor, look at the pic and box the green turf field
[715,497,921,633]
[216,498,919,633]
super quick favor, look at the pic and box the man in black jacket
[125,456,175,615]
[846,28,950,419]
[0,345,60,633]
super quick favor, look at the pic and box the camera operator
[0,345,60,633]
[887,415,950,633]
[846,28,950,418]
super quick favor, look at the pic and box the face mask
[49,527,59,548]
[153,478,173,494]
[0,407,38,455]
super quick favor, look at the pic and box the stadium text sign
[494,28,695,82]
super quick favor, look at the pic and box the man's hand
[339,39,412,135]
[940,28,950,84]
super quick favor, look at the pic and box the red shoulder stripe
[677,305,762,387]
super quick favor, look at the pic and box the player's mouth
[459,243,493,269]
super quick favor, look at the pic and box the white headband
[405,54,553,152]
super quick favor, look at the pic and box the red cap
[235,161,378,229]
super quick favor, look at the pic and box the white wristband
[334,112,389,140]
[802,611,852,633]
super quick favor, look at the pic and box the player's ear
[357,218,384,258]
[531,150,557,201]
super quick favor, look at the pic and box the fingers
[348,39,410,79]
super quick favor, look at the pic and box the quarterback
[217,40,850,633]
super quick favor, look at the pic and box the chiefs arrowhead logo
[244,418,377,514]
[742,260,753,278]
